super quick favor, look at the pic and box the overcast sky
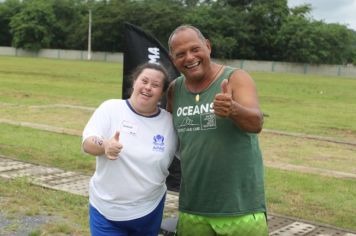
[288,0,356,31]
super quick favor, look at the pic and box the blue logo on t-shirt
[153,134,165,152]
[153,135,164,145]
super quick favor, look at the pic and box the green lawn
[0,56,355,234]
[266,169,356,229]
[0,177,89,236]
[0,56,122,106]
[253,71,356,141]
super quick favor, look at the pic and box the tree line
[1,0,356,64]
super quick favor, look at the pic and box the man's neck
[185,64,223,94]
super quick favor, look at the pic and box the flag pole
[87,8,92,60]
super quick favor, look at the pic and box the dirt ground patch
[0,212,53,236]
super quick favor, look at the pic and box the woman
[82,62,177,236]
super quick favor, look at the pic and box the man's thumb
[221,79,231,94]
[114,131,120,141]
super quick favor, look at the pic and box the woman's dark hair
[129,62,170,94]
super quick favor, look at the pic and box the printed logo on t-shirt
[175,102,217,133]
[152,134,165,152]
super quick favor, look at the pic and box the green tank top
[172,66,266,216]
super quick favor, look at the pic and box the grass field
[0,56,355,234]
[254,71,356,141]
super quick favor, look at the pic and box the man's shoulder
[172,75,185,88]
[174,75,184,82]
[224,65,238,73]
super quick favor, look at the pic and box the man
[166,25,268,236]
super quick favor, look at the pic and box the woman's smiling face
[131,68,165,113]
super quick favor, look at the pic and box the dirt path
[264,161,356,179]
[0,156,355,236]
[1,115,355,179]
[263,129,356,146]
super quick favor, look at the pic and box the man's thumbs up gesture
[104,131,123,160]
[213,79,233,117]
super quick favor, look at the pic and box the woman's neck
[128,98,159,117]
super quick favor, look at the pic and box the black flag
[122,22,180,105]
[123,22,181,192]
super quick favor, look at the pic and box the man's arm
[213,69,264,133]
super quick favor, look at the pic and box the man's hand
[104,131,123,160]
[213,79,234,117]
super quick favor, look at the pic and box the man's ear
[205,39,212,53]
[170,55,178,67]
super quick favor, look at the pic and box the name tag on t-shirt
[121,120,138,135]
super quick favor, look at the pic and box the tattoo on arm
[92,137,103,146]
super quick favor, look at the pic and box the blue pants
[89,194,165,236]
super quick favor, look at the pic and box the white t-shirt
[82,99,177,221]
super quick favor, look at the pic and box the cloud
[288,0,356,30]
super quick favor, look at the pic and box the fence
[1,46,355,78]
[213,59,356,78]
[0,46,122,63]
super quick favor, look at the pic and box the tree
[118,0,184,51]
[274,16,319,63]
[184,0,200,7]
[350,31,356,64]
[216,0,254,7]
[289,3,312,18]
[0,0,22,46]
[50,0,87,49]
[10,0,56,51]
[246,0,290,60]
[319,23,355,64]
[182,2,251,59]
[1,0,355,63]
[89,0,129,52]
[275,15,355,64]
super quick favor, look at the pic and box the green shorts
[177,211,268,236]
